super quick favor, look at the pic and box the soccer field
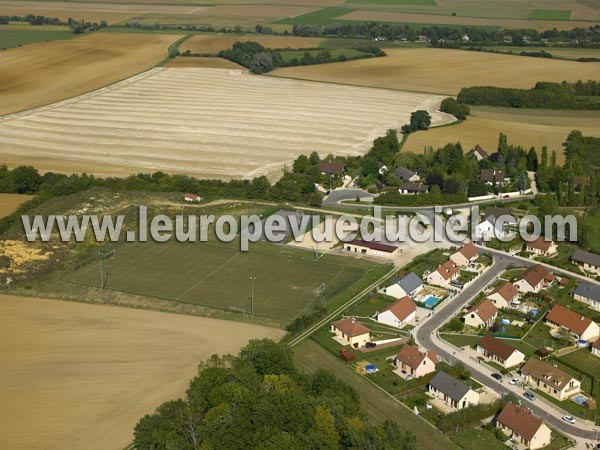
[69,240,374,322]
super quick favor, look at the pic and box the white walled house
[488,282,519,309]
[382,272,423,299]
[497,403,552,450]
[375,296,417,328]
[426,260,460,288]
[463,298,498,329]
[571,249,600,275]
[526,237,557,257]
[450,243,480,267]
[428,371,479,410]
[330,317,371,349]
[592,339,600,358]
[477,334,525,369]
[545,304,599,341]
[572,283,600,310]
[514,264,553,294]
[394,345,438,379]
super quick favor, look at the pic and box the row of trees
[440,98,470,120]
[133,339,417,449]
[457,80,600,110]
[1,14,107,33]
[217,41,384,74]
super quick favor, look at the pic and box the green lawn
[0,24,73,50]
[402,248,450,278]
[523,319,570,351]
[440,333,480,348]
[529,9,571,20]
[278,7,352,25]
[558,348,600,380]
[449,427,506,450]
[583,209,600,254]
[533,388,595,421]
[69,239,374,322]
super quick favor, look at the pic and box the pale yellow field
[404,107,600,165]
[181,33,323,54]
[0,294,284,450]
[0,67,452,179]
[337,10,599,31]
[270,48,600,95]
[0,32,181,116]
[0,193,34,218]
[165,55,245,69]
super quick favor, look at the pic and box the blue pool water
[573,395,586,405]
[422,296,441,308]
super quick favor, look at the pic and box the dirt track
[0,294,284,450]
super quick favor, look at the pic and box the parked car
[562,415,576,424]
[523,391,536,401]
[509,378,521,385]
[491,373,503,381]
[365,342,377,348]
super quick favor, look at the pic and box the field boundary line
[288,266,396,347]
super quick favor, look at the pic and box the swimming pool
[422,296,441,308]
[573,395,587,405]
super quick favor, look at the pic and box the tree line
[457,80,600,109]
[216,41,385,74]
[133,339,417,450]
[1,14,107,33]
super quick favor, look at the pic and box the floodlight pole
[250,276,256,318]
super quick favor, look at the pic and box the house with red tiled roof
[496,403,552,449]
[450,243,480,267]
[375,296,416,328]
[319,160,345,176]
[183,193,201,202]
[426,260,460,288]
[545,304,599,341]
[488,282,519,309]
[330,317,371,349]
[526,236,557,257]
[394,345,438,379]
[476,335,525,369]
[514,264,554,293]
[592,339,600,358]
[463,298,498,329]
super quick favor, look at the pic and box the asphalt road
[415,254,600,443]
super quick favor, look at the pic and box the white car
[509,378,521,385]
[562,415,576,424]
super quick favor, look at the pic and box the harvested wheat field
[181,33,323,54]
[165,56,244,68]
[404,107,600,165]
[0,67,452,178]
[0,193,33,218]
[0,32,181,116]
[0,294,284,450]
[270,48,600,95]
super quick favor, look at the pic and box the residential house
[545,304,599,341]
[375,296,417,328]
[394,345,438,378]
[482,206,511,221]
[461,34,470,41]
[526,236,557,257]
[395,166,420,182]
[496,403,552,449]
[477,334,525,369]
[383,272,423,299]
[450,242,480,267]
[474,207,517,242]
[426,260,460,288]
[480,169,507,185]
[514,264,554,293]
[183,193,201,202]
[466,144,489,161]
[463,298,498,329]
[398,182,428,195]
[592,339,600,358]
[319,161,345,176]
[571,249,600,275]
[344,239,399,259]
[427,371,480,410]
[488,281,520,309]
[572,282,600,311]
[521,358,581,401]
[503,35,513,43]
[330,317,371,349]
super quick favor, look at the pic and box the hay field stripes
[68,241,373,321]
[0,67,453,179]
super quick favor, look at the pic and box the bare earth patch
[0,32,181,115]
[0,67,452,179]
[0,294,284,450]
[270,48,600,95]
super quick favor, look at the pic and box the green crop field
[529,9,571,20]
[278,7,351,25]
[0,24,73,50]
[69,240,375,322]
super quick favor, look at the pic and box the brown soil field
[0,193,33,218]
[0,32,181,116]
[165,56,245,69]
[0,294,284,450]
[181,33,323,54]
[404,107,600,165]
[270,48,600,95]
[337,10,599,30]
[0,67,452,179]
